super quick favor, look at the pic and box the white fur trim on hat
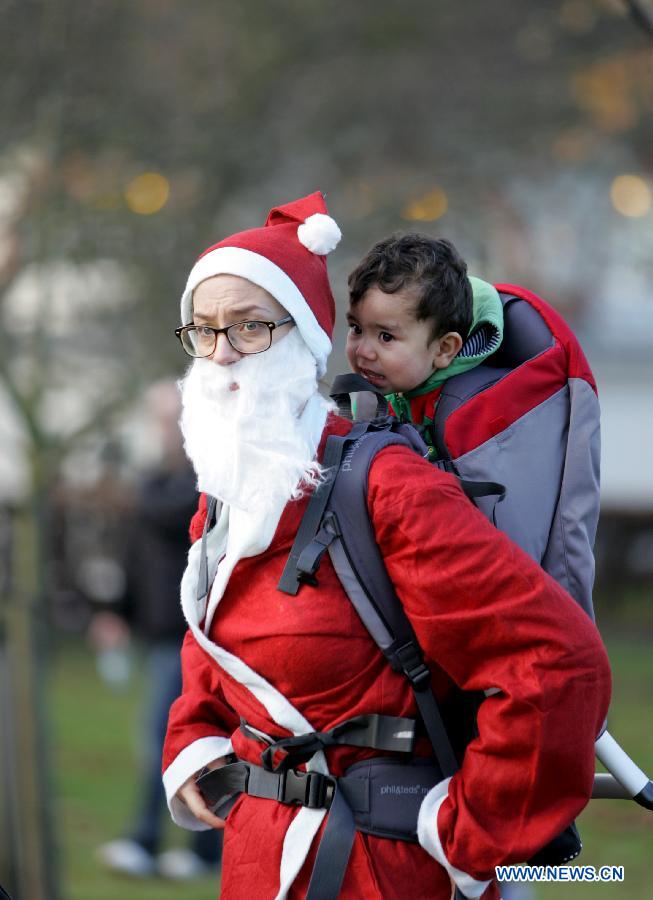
[297,213,342,255]
[180,246,332,376]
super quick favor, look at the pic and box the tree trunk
[0,478,59,899]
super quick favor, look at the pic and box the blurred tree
[625,0,653,39]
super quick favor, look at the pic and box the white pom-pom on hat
[297,213,342,255]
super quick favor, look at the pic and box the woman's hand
[177,757,228,830]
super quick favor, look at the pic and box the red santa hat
[180,192,341,376]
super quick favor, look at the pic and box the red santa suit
[163,413,611,900]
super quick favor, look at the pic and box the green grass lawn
[52,643,219,900]
[51,630,652,900]
[532,629,653,900]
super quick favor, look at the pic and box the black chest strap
[240,712,417,772]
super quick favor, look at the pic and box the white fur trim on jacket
[163,735,234,830]
[417,777,492,899]
[180,552,329,773]
[169,395,331,894]
[179,569,329,897]
[276,808,328,900]
[180,246,332,376]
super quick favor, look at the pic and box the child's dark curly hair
[348,234,473,342]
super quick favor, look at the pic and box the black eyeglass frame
[174,315,294,358]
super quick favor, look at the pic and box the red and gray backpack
[416,282,600,619]
[278,284,652,812]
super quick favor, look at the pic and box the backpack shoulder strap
[278,417,459,777]
[276,421,369,596]
[278,418,423,594]
[326,425,459,776]
[330,373,389,419]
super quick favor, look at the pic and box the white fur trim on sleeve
[417,777,492,899]
[296,213,341,255]
[163,735,234,830]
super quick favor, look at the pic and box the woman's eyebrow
[194,305,270,322]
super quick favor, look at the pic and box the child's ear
[432,332,463,370]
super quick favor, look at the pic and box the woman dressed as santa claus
[162,192,610,900]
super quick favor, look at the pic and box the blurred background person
[94,380,222,880]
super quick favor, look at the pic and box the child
[346,233,503,456]
[346,235,584,886]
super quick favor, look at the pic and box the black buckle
[260,731,325,772]
[296,513,340,585]
[395,642,431,690]
[281,769,334,809]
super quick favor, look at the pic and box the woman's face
[191,275,293,366]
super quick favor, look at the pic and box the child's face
[346,285,461,394]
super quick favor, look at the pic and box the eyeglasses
[175,316,294,358]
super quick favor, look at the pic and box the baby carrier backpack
[280,285,653,886]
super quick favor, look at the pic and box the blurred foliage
[1,1,652,496]
[1,3,652,470]
[0,0,653,500]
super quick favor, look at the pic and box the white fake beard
[179,328,326,517]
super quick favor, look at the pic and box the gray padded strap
[277,429,365,595]
[329,373,389,420]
